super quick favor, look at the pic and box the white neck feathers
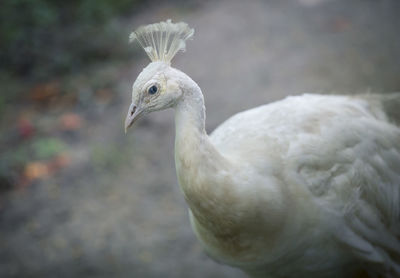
[173,75,230,208]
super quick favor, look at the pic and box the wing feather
[211,94,400,276]
[287,97,400,275]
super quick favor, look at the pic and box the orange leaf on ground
[24,162,49,181]
[330,17,351,32]
[22,153,71,185]
[60,113,83,130]
[29,81,60,102]
[95,89,113,104]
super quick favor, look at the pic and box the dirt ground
[1,0,399,277]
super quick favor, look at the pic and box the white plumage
[125,20,400,278]
[208,93,400,277]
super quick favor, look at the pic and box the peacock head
[125,20,194,133]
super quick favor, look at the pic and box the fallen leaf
[60,113,83,130]
[18,117,35,139]
[330,17,351,32]
[95,88,113,104]
[24,162,49,181]
[29,81,60,102]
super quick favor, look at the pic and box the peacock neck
[173,75,288,262]
[174,77,231,212]
[174,79,206,140]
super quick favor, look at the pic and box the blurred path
[1,0,399,277]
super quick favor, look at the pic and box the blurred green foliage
[32,138,67,160]
[90,143,130,174]
[0,0,141,79]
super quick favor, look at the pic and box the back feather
[129,19,194,64]
[362,93,400,126]
[379,93,400,125]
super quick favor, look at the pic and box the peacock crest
[130,19,194,64]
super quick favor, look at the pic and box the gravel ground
[1,0,399,277]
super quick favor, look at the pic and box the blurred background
[0,0,399,277]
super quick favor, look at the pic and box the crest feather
[130,19,194,64]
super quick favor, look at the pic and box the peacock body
[124,20,400,278]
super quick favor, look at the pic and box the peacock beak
[124,102,144,133]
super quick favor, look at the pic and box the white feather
[208,93,400,277]
[130,19,194,64]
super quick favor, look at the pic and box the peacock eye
[148,85,158,95]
